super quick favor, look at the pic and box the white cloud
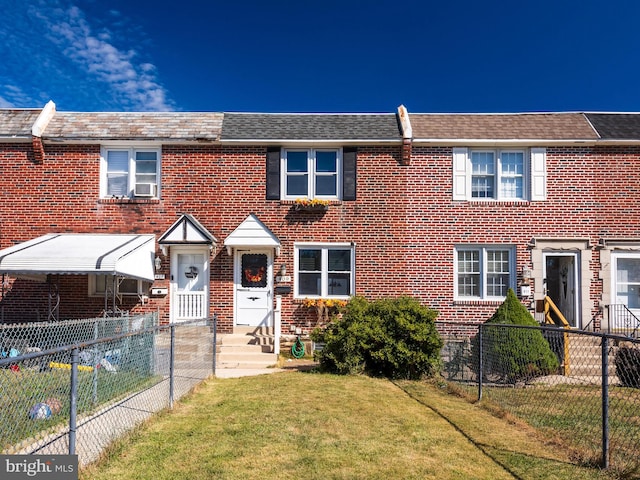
[0,96,15,108]
[0,1,174,111]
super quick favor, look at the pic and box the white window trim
[100,146,162,198]
[454,245,515,301]
[281,148,342,201]
[294,242,355,299]
[611,251,640,311]
[88,275,148,297]
[453,147,546,201]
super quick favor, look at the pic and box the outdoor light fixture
[279,264,286,276]
[154,256,162,272]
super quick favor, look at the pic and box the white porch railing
[175,291,206,320]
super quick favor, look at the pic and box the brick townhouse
[1,102,640,339]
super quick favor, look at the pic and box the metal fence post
[169,324,175,410]
[601,334,609,469]
[69,347,79,455]
[478,324,483,402]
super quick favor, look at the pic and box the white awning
[0,234,156,282]
[223,214,280,255]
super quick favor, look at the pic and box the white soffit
[0,234,156,282]
[223,214,280,255]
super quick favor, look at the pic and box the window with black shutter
[266,146,357,201]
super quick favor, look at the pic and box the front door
[171,249,208,322]
[544,253,579,328]
[235,250,272,327]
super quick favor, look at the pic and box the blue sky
[1,0,640,113]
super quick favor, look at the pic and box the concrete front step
[217,357,278,370]
[216,328,277,370]
[219,344,273,354]
[234,325,274,335]
[221,334,273,347]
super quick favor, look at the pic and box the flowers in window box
[302,298,348,324]
[292,198,330,212]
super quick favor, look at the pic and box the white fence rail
[175,291,206,320]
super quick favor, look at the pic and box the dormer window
[100,147,161,198]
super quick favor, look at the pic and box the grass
[80,371,617,480]
[476,382,640,473]
[1,365,160,451]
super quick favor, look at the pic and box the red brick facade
[0,142,412,332]
[2,109,640,335]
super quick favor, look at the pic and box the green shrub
[475,289,559,383]
[311,296,442,380]
[615,346,640,388]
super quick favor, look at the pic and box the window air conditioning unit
[134,183,156,197]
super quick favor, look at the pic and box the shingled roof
[0,109,42,139]
[584,113,640,139]
[43,112,223,142]
[410,113,599,141]
[221,113,402,141]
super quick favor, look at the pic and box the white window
[283,149,341,200]
[295,243,354,298]
[612,253,640,310]
[455,246,514,300]
[100,147,160,198]
[453,147,546,201]
[89,275,148,297]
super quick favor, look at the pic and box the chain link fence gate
[438,321,640,473]
[0,314,215,467]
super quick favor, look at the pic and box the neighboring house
[1,102,640,337]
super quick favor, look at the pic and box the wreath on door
[244,266,265,283]
[184,266,199,279]
[241,254,268,287]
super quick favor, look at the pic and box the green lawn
[475,382,640,473]
[1,367,160,451]
[80,371,616,480]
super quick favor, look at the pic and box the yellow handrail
[543,296,570,328]
[542,296,571,376]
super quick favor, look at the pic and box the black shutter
[342,147,357,201]
[266,147,281,200]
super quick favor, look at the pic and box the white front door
[171,249,209,322]
[544,253,579,328]
[235,249,272,327]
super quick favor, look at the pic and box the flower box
[292,199,330,212]
[292,203,329,212]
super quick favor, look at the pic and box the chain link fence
[0,314,215,467]
[438,321,640,473]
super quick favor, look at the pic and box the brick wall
[407,145,640,327]
[2,141,639,332]
[0,142,410,332]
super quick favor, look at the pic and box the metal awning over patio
[0,234,156,282]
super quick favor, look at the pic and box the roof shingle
[410,113,598,140]
[221,113,402,141]
[0,109,42,138]
[43,112,223,141]
[584,114,640,139]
